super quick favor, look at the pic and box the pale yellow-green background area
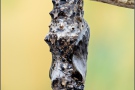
[1,0,134,90]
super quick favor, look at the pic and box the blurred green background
[1,0,134,90]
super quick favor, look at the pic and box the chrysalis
[44,0,90,89]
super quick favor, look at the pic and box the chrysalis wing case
[44,0,90,89]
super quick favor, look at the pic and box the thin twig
[92,0,134,9]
